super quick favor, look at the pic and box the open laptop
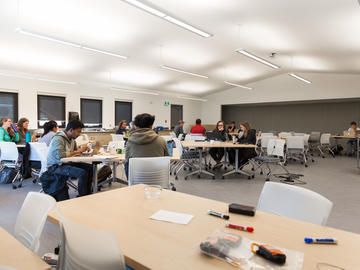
[206,131,223,141]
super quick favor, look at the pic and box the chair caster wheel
[251,168,254,171]
[32,179,37,183]
[184,177,188,180]
[197,175,200,179]
[170,172,172,176]
[189,168,192,171]
[300,162,303,165]
[248,176,251,180]
[222,176,225,179]
[212,176,215,180]
[260,171,263,175]
[18,183,22,188]
[312,159,315,162]
[252,175,255,178]
[305,164,308,167]
[265,178,270,182]
[175,176,178,180]
[12,185,17,189]
[97,187,101,192]
[109,182,112,186]
[184,168,187,171]
[322,156,325,158]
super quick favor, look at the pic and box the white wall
[0,76,202,130]
[201,73,360,124]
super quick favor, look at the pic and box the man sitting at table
[347,121,360,156]
[125,113,169,178]
[42,120,92,201]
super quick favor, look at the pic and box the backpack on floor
[0,167,18,184]
[97,165,112,183]
[331,145,343,155]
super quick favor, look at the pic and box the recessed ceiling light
[0,71,77,85]
[288,73,311,84]
[111,87,159,95]
[236,49,280,69]
[16,28,128,59]
[177,96,207,102]
[224,81,252,90]
[160,65,208,79]
[121,0,212,37]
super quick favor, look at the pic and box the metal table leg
[222,149,252,179]
[184,148,215,179]
[112,161,128,185]
[92,161,99,193]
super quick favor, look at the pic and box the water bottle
[167,141,173,157]
[25,132,31,143]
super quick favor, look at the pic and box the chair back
[309,131,321,142]
[320,133,331,145]
[261,136,277,149]
[258,182,333,225]
[188,134,206,141]
[304,134,310,146]
[110,134,124,141]
[261,133,274,137]
[75,134,89,142]
[170,132,177,138]
[286,136,305,150]
[173,138,183,158]
[0,142,18,162]
[128,157,170,188]
[14,192,56,253]
[278,132,292,138]
[161,136,173,142]
[57,211,125,270]
[29,143,48,175]
[266,139,286,158]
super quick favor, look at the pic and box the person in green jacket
[0,117,19,142]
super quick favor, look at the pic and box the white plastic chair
[14,192,56,253]
[111,134,124,141]
[278,132,292,138]
[75,134,89,142]
[257,182,333,225]
[261,133,274,137]
[286,136,307,167]
[57,211,126,270]
[29,143,48,176]
[161,135,173,142]
[170,132,177,138]
[0,142,21,188]
[318,133,334,158]
[128,157,170,188]
[260,136,277,155]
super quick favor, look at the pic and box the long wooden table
[0,227,50,270]
[60,149,180,192]
[47,184,360,270]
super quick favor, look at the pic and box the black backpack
[97,165,112,183]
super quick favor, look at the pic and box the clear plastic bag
[199,230,304,270]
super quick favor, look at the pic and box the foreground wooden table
[0,227,50,270]
[47,185,360,270]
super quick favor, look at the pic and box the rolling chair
[0,142,22,189]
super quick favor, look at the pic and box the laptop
[206,131,223,141]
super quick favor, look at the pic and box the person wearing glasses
[209,120,229,169]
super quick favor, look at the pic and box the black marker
[207,210,229,220]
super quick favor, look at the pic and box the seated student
[116,120,127,135]
[190,118,206,135]
[209,120,229,168]
[45,120,92,201]
[0,117,19,142]
[347,121,360,156]
[174,120,185,137]
[38,120,58,146]
[125,113,169,178]
[229,121,257,167]
[227,121,236,133]
[17,117,31,145]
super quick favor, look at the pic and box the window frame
[114,100,132,127]
[37,94,66,128]
[80,98,103,128]
[0,91,18,122]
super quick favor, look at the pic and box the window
[0,92,18,122]
[37,95,66,128]
[115,101,132,127]
[81,98,102,128]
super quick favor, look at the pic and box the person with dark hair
[209,120,229,168]
[16,117,30,144]
[190,118,205,135]
[0,117,19,142]
[174,120,185,137]
[38,120,58,146]
[44,120,92,200]
[227,121,236,133]
[347,121,360,156]
[116,120,127,135]
[125,113,169,178]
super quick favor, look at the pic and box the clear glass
[144,185,162,199]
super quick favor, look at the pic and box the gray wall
[222,99,360,134]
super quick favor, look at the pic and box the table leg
[184,147,215,179]
[112,161,128,185]
[92,162,98,194]
[222,149,251,179]
[357,137,359,169]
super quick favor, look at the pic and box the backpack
[97,165,112,183]
[331,145,343,155]
[0,167,18,184]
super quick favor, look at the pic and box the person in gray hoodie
[125,113,169,178]
[46,120,92,200]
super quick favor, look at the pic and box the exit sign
[164,101,170,106]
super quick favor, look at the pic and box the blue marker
[304,238,338,244]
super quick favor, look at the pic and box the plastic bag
[199,230,304,270]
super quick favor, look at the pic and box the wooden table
[0,227,50,270]
[60,149,180,192]
[47,184,360,270]
[181,141,256,179]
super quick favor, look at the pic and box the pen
[207,210,229,220]
[304,238,338,244]
[225,222,254,232]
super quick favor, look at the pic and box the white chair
[0,142,21,189]
[128,157,171,188]
[261,133,274,137]
[29,142,48,177]
[260,136,277,156]
[188,134,206,141]
[170,132,177,138]
[161,135,173,142]
[111,134,124,141]
[75,134,89,142]
[286,136,307,167]
[14,192,56,253]
[178,134,184,140]
[278,132,292,138]
[57,212,126,270]
[318,133,334,158]
[257,182,333,225]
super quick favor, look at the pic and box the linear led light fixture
[160,65,208,79]
[0,72,77,85]
[121,0,212,38]
[15,28,128,59]
[224,81,252,90]
[177,96,207,102]
[288,73,311,84]
[111,87,159,96]
[236,49,280,69]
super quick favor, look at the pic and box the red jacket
[190,124,206,135]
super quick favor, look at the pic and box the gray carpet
[0,154,359,256]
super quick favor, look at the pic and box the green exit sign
[164,101,170,106]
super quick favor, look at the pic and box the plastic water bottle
[25,132,31,143]
[167,141,173,157]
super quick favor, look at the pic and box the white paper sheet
[92,155,118,159]
[150,210,194,225]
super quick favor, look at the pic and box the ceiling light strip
[224,81,252,90]
[111,87,159,95]
[288,73,311,84]
[160,65,208,79]
[177,96,207,102]
[0,72,77,85]
[16,28,128,59]
[236,49,280,69]
[121,0,212,37]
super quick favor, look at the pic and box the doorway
[171,104,183,129]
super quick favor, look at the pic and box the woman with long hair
[0,117,19,142]
[38,120,59,146]
[116,120,127,135]
[17,117,30,144]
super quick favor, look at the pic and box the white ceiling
[0,0,360,96]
